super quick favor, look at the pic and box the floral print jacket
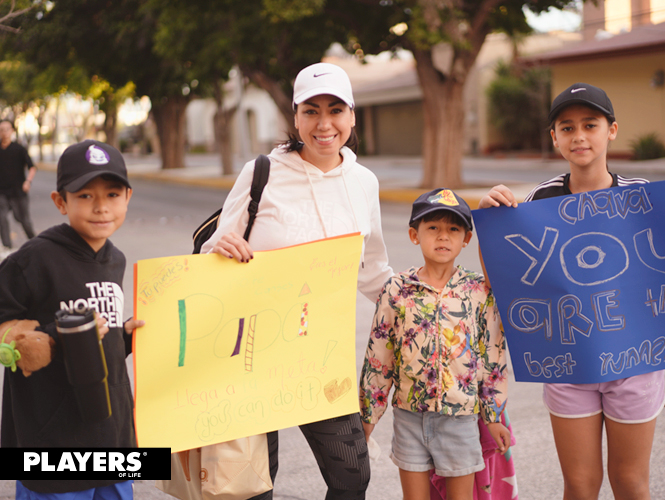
[359,266,507,424]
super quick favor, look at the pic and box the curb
[379,188,484,209]
[129,172,489,207]
[37,161,492,208]
[129,172,238,191]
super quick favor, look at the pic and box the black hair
[0,118,15,129]
[278,103,359,154]
[409,210,471,232]
[58,175,129,201]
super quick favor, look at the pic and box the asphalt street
[0,156,664,499]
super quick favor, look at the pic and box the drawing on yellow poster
[133,233,363,453]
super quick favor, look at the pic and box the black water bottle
[55,308,112,422]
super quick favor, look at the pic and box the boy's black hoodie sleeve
[0,256,31,325]
[0,256,60,355]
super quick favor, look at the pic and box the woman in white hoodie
[201,63,393,499]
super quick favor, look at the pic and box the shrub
[486,61,551,151]
[630,133,665,160]
[188,144,208,154]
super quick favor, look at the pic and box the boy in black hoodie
[0,140,143,499]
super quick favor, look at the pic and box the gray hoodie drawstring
[341,169,364,268]
[303,166,329,239]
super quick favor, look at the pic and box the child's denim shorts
[390,407,485,477]
[543,370,665,423]
[17,481,133,500]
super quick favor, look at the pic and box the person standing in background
[0,119,37,257]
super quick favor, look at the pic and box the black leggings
[250,413,370,500]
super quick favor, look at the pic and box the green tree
[0,56,88,159]
[487,60,550,153]
[11,0,395,171]
[150,0,237,173]
[88,78,136,149]
[200,0,561,188]
[0,52,136,156]
[355,0,573,188]
[229,0,366,130]
[250,0,396,129]
[0,0,35,34]
[12,0,193,169]
[0,1,69,159]
[151,0,393,173]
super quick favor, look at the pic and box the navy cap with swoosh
[549,82,615,123]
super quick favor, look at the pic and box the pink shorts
[543,371,665,423]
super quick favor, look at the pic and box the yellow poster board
[133,233,363,453]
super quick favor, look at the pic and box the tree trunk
[151,95,189,170]
[19,103,32,147]
[213,80,238,176]
[102,102,119,149]
[240,66,296,137]
[36,103,44,162]
[408,0,494,189]
[413,48,467,189]
[51,96,60,161]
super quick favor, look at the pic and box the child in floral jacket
[359,188,511,500]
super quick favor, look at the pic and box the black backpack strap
[243,154,270,241]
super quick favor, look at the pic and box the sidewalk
[37,151,665,208]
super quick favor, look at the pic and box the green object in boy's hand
[0,327,22,372]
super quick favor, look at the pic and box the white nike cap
[292,62,354,110]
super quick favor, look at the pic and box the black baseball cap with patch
[409,188,473,230]
[548,83,615,123]
[57,140,131,193]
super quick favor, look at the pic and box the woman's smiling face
[294,94,355,172]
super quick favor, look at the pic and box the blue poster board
[473,181,665,383]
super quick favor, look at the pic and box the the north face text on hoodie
[59,282,124,328]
